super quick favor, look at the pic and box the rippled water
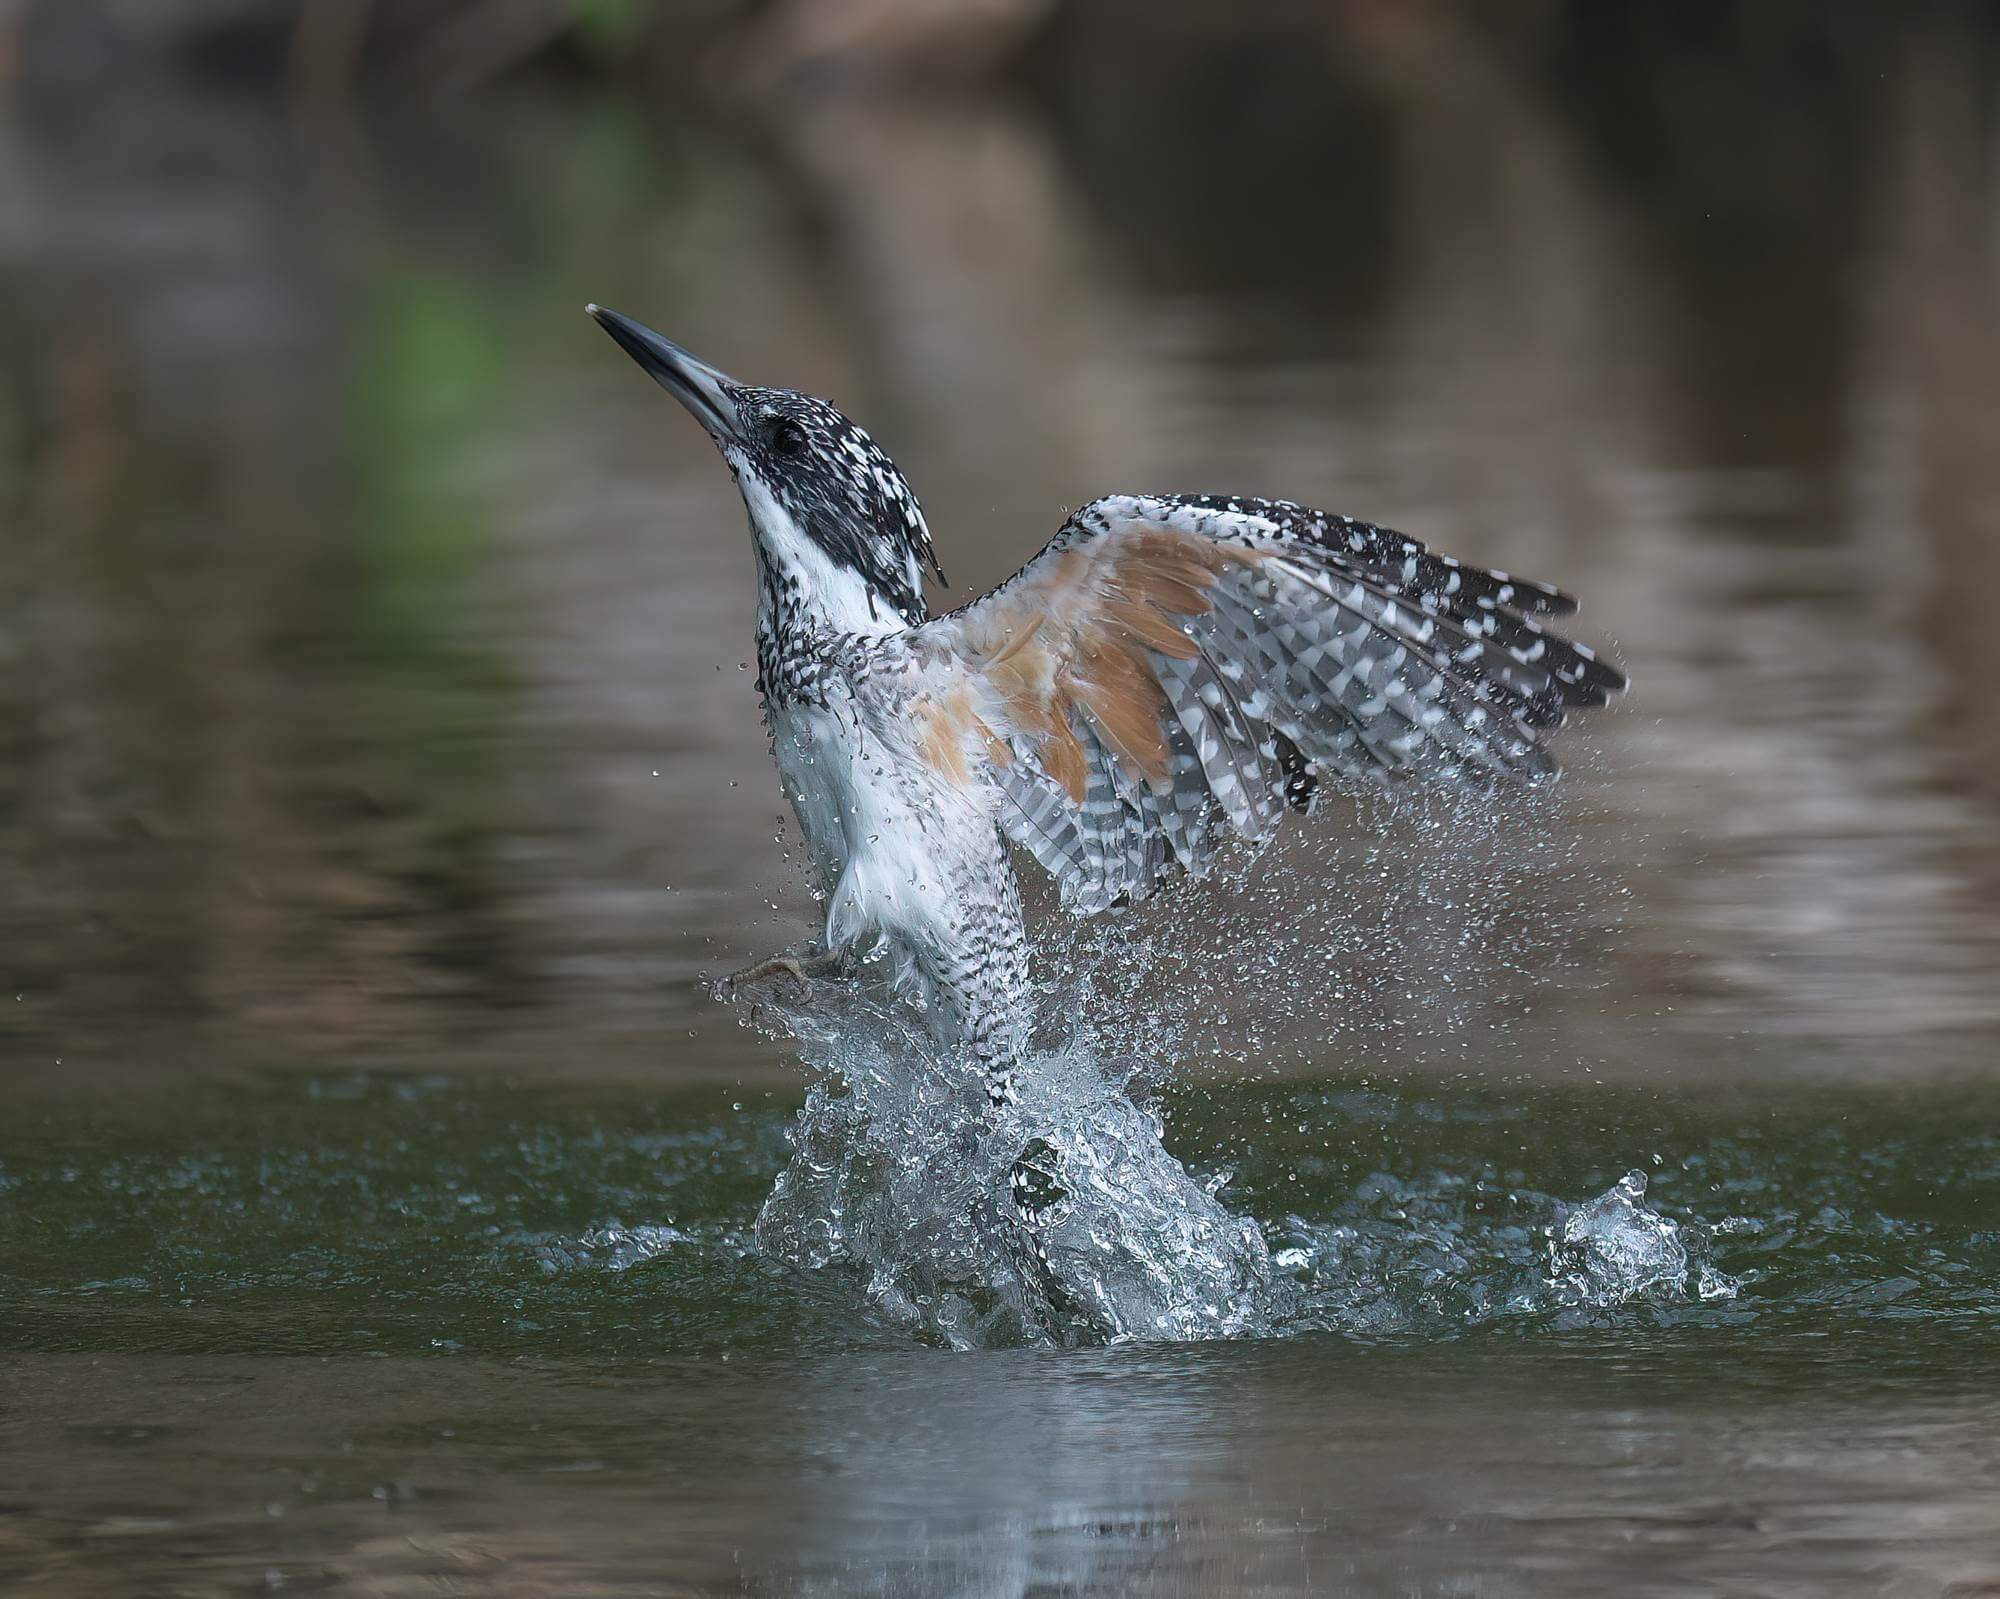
[7,5,2000,1593]
[5,1067,1998,1590]
[9,1063,1993,1363]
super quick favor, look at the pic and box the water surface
[2,1069,1997,1592]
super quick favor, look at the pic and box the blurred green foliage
[570,0,662,63]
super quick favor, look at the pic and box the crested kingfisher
[589,306,1626,1105]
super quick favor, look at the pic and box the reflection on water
[6,3,2000,1593]
[5,4,2000,1087]
[5,1343,1997,1596]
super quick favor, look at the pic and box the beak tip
[584,306,739,438]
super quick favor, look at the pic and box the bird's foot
[710,947,843,1007]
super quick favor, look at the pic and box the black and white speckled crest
[729,386,945,623]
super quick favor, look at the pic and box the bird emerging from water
[589,305,1626,1107]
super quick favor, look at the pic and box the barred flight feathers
[911,493,1625,914]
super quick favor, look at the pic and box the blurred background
[5,0,2000,1093]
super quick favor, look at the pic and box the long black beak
[587,304,741,442]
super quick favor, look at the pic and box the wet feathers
[908,493,1626,915]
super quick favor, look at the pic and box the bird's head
[588,305,943,630]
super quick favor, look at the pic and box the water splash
[532,1222,693,1275]
[1037,780,1600,1076]
[1253,1163,1743,1341]
[726,780,1707,1350]
[1546,1169,1742,1309]
[729,969,1752,1349]
[753,992,1272,1347]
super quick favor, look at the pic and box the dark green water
[2,1070,1997,1594]
[6,1068,1998,1357]
[4,1070,1998,1361]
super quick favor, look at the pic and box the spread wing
[908,493,1626,914]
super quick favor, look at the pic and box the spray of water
[736,776,1705,1349]
[751,988,1274,1346]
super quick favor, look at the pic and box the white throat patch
[731,453,910,636]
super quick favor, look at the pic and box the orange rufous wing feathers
[910,494,1624,913]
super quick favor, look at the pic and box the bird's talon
[715,952,831,1007]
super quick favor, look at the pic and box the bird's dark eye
[768,419,806,457]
